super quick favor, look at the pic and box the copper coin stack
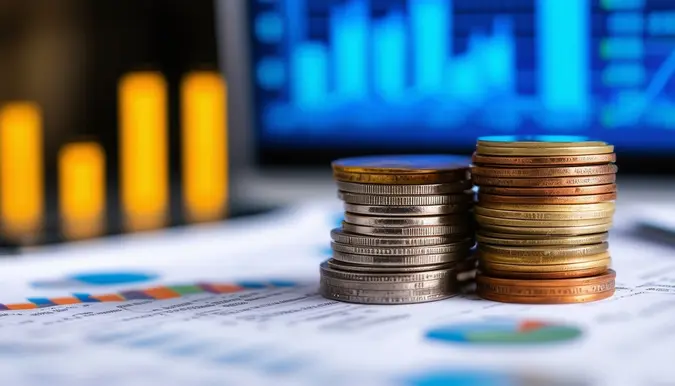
[470,136,618,304]
[321,155,476,305]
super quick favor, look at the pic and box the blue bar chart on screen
[250,0,675,150]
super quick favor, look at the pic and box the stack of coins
[321,155,475,305]
[471,136,618,304]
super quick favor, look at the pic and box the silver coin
[320,288,456,304]
[330,239,474,256]
[332,250,468,266]
[335,180,472,195]
[330,228,468,247]
[320,276,452,290]
[319,282,454,298]
[327,258,458,273]
[338,192,472,206]
[342,222,471,237]
[320,260,454,282]
[345,203,471,216]
[343,212,469,227]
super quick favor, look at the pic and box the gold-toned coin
[477,280,614,297]
[477,289,615,304]
[475,202,615,212]
[477,222,613,235]
[479,243,609,258]
[476,145,614,156]
[479,257,610,273]
[477,193,616,205]
[477,231,608,246]
[474,206,614,220]
[472,152,616,166]
[477,184,616,196]
[331,155,471,175]
[333,171,468,185]
[478,250,610,265]
[476,269,616,286]
[475,214,611,227]
[477,266,609,279]
[476,136,608,148]
[473,174,616,187]
[471,164,617,178]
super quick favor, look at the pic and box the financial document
[1,200,674,386]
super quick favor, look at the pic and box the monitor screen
[248,0,675,160]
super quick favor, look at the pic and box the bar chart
[251,0,675,149]
[0,71,229,245]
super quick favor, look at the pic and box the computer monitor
[247,0,675,170]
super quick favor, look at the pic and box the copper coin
[479,257,611,273]
[476,269,616,286]
[475,214,611,227]
[471,164,617,178]
[475,136,608,148]
[476,145,614,156]
[477,184,616,197]
[472,152,616,166]
[477,192,617,205]
[476,231,609,246]
[478,243,609,259]
[477,280,614,297]
[478,266,609,279]
[473,174,616,187]
[333,171,468,185]
[474,205,614,220]
[478,222,613,235]
[477,289,615,304]
[476,202,615,212]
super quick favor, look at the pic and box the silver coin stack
[321,155,475,305]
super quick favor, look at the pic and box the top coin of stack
[471,136,618,304]
[321,155,475,305]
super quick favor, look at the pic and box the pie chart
[424,319,582,345]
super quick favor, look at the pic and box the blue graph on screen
[250,0,675,150]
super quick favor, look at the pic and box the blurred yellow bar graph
[58,142,106,240]
[119,72,169,231]
[0,103,44,241]
[181,71,229,222]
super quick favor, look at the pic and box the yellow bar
[118,72,169,231]
[0,102,44,241]
[181,71,228,222]
[58,141,106,240]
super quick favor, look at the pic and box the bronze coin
[473,174,616,187]
[479,257,611,273]
[477,192,617,205]
[477,184,616,196]
[477,280,615,297]
[477,289,615,304]
[478,266,610,279]
[471,164,617,178]
[476,144,614,156]
[472,152,616,166]
[476,231,609,246]
[474,205,614,220]
[476,269,616,286]
[477,222,613,235]
[475,213,611,227]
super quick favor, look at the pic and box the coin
[475,202,615,212]
[336,180,472,195]
[320,261,455,282]
[333,171,468,184]
[479,257,610,273]
[330,239,474,256]
[342,222,470,237]
[473,174,616,187]
[476,289,614,304]
[344,203,472,216]
[330,228,467,247]
[477,223,613,235]
[476,270,616,286]
[476,145,614,156]
[472,153,616,166]
[332,250,468,266]
[320,276,452,290]
[327,259,457,273]
[479,243,609,258]
[477,184,616,196]
[476,231,609,246]
[474,206,614,220]
[320,288,455,304]
[471,164,617,178]
[478,266,609,279]
[476,135,608,148]
[320,283,454,298]
[478,251,610,265]
[477,193,617,205]
[474,214,611,227]
[343,213,469,227]
[338,191,472,206]
[477,281,614,297]
[331,154,471,175]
